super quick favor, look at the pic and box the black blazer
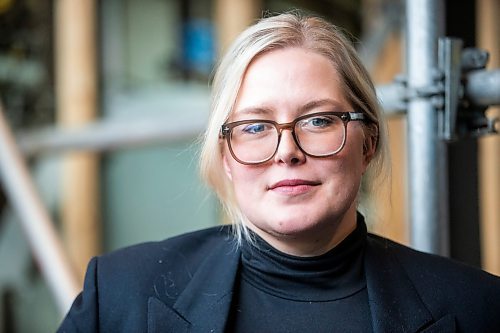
[58,225,500,333]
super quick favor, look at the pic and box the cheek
[342,129,368,173]
[320,144,366,191]
[224,155,267,189]
[228,164,269,217]
[321,159,363,209]
[322,158,359,188]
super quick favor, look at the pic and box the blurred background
[0,0,498,331]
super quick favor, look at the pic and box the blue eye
[242,123,266,134]
[309,117,333,127]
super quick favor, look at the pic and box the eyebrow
[232,99,347,119]
[299,99,346,112]
[232,106,273,117]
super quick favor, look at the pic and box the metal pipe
[0,103,79,314]
[376,82,407,114]
[374,69,499,114]
[465,69,500,107]
[406,0,446,254]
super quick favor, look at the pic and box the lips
[268,179,320,195]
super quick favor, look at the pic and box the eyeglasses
[221,111,368,165]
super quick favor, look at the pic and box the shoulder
[58,225,236,332]
[367,233,500,318]
[96,225,235,281]
[367,233,500,283]
[99,226,236,325]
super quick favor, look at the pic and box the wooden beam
[477,0,500,275]
[364,17,408,245]
[55,0,100,283]
[214,0,262,54]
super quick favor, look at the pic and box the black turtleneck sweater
[225,217,372,333]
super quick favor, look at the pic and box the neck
[247,207,358,257]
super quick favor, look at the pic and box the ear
[362,126,378,169]
[222,154,233,181]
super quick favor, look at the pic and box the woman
[59,12,500,332]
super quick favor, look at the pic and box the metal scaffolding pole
[406,0,447,254]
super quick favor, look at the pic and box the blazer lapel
[148,297,190,333]
[365,237,436,333]
[148,237,241,333]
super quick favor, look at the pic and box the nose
[273,129,306,165]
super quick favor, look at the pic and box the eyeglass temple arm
[348,112,366,121]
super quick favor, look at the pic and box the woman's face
[222,47,374,256]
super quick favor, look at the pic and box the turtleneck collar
[239,213,368,302]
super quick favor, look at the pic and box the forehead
[232,47,350,119]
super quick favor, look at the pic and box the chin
[267,217,326,237]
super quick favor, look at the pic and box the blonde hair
[199,11,389,242]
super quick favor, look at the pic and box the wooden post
[55,0,100,283]
[361,0,408,245]
[371,37,409,245]
[477,0,500,275]
[214,0,262,54]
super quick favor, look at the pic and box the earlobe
[362,132,377,167]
